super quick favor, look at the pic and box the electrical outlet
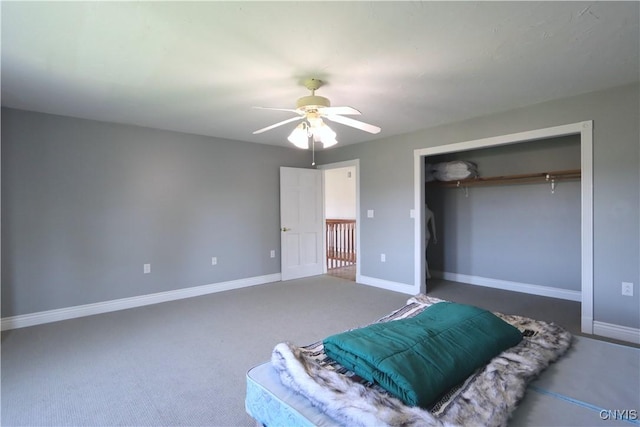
[622,282,633,296]
[211,257,217,266]
[381,253,386,262]
[143,264,151,274]
[270,250,276,258]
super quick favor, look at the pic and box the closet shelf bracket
[456,180,469,197]
[546,174,556,194]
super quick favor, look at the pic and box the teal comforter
[322,302,523,408]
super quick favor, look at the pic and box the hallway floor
[327,265,355,281]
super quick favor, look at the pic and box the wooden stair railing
[326,219,356,269]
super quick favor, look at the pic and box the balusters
[326,219,356,269]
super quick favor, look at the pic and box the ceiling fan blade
[325,115,381,134]
[318,106,361,116]
[253,116,303,134]
[252,106,299,113]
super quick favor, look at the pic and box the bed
[245,295,636,426]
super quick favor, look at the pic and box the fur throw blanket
[271,295,572,427]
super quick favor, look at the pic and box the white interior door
[280,167,324,281]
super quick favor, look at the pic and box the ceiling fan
[253,78,381,149]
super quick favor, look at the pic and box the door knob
[281,227,291,232]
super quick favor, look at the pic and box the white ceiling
[2,1,638,148]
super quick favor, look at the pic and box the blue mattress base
[246,361,338,427]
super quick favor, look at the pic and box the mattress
[246,295,639,426]
[246,336,639,426]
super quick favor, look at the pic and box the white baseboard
[358,275,416,295]
[432,271,582,302]
[593,321,640,345]
[431,272,639,344]
[1,273,281,331]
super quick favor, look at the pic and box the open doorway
[318,160,360,282]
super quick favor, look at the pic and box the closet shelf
[426,169,581,188]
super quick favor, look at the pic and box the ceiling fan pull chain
[311,138,316,166]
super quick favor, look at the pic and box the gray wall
[426,136,581,291]
[1,108,310,317]
[317,82,640,329]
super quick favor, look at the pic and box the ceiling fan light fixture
[287,123,309,149]
[315,120,336,139]
[311,120,338,148]
[321,136,338,148]
[253,78,380,149]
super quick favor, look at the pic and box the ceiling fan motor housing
[296,95,331,111]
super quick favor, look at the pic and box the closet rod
[427,169,581,188]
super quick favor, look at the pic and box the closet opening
[413,121,593,334]
[425,135,581,293]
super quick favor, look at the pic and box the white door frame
[413,121,594,334]
[317,159,361,282]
